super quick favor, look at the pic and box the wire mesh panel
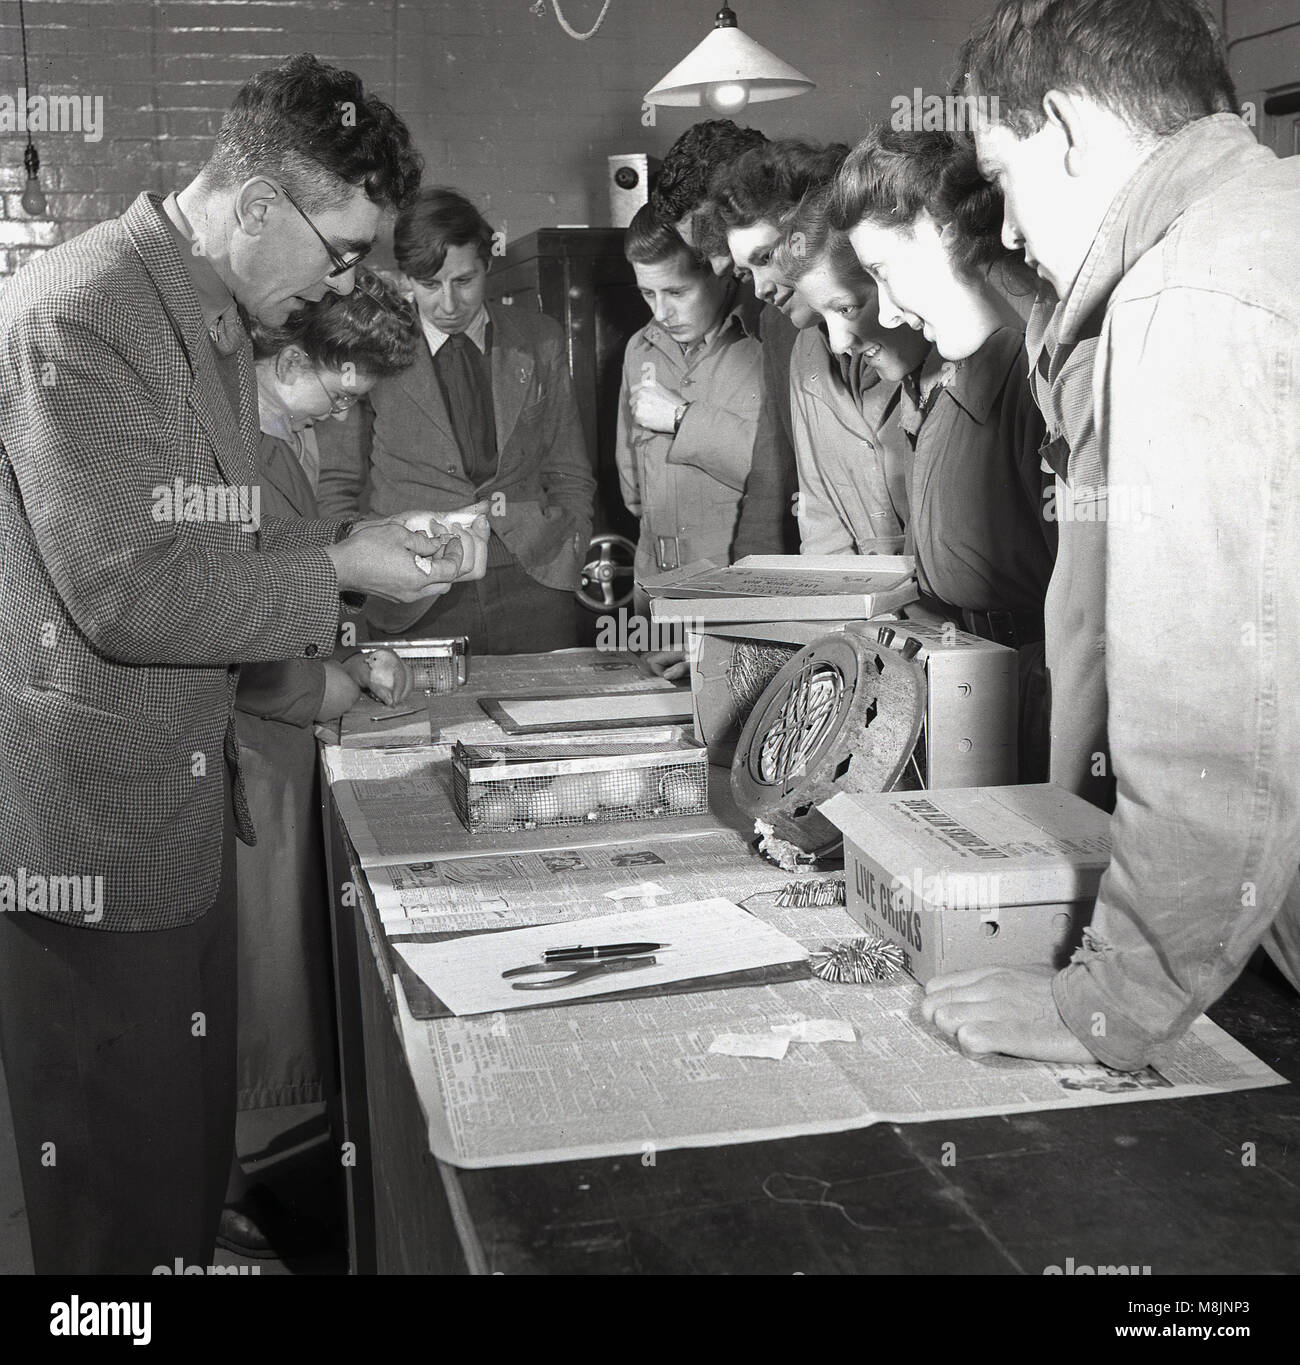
[452,740,709,833]
[366,637,469,694]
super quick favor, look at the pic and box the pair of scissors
[501,953,658,991]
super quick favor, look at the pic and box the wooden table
[321,782,1300,1279]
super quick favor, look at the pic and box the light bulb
[21,174,46,217]
[705,81,749,113]
[21,143,45,217]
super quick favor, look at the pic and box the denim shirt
[1048,114,1300,1068]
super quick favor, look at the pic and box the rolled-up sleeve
[1052,282,1300,1069]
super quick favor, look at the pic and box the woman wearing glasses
[221,268,418,1259]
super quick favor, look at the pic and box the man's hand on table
[326,519,464,602]
[921,965,1097,1064]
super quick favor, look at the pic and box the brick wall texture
[0,0,994,278]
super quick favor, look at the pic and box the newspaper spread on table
[327,647,1285,1169]
[368,830,823,933]
[394,897,1284,1169]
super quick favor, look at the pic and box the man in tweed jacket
[0,56,459,1273]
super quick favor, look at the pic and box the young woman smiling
[827,126,1055,782]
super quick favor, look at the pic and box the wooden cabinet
[487,228,646,538]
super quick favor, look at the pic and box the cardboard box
[685,618,1017,784]
[820,784,1112,983]
[862,618,1017,789]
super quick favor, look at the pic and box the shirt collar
[159,191,240,335]
[421,304,490,359]
[937,326,1023,425]
[643,279,762,357]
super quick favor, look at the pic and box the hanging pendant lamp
[644,5,815,114]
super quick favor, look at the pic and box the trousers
[0,776,238,1274]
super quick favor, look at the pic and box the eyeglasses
[309,367,360,416]
[280,184,370,279]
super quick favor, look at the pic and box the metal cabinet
[487,228,647,540]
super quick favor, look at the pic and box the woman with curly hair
[222,268,421,1259]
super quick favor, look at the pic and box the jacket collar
[1056,113,1261,349]
[396,322,455,443]
[122,192,257,486]
[486,301,535,454]
[256,429,318,515]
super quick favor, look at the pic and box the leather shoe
[216,1184,328,1260]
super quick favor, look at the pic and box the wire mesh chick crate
[452,739,710,833]
[364,637,469,693]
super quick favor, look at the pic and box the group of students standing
[613,0,1300,1075]
[616,125,1058,779]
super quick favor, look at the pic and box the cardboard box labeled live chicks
[820,784,1113,983]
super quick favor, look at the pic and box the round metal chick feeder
[730,626,928,856]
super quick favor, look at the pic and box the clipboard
[478,688,694,734]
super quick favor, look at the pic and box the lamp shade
[645,22,815,107]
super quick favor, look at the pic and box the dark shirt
[878,327,1054,616]
[731,302,800,558]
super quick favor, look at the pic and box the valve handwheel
[577,532,636,612]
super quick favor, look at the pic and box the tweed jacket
[315,302,595,634]
[0,192,347,932]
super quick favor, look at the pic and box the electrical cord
[533,0,615,42]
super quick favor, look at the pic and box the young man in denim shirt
[923,0,1300,1070]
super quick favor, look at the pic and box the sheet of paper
[604,881,672,901]
[771,1019,857,1044]
[710,1033,789,1060]
[393,898,809,1015]
[490,691,692,728]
